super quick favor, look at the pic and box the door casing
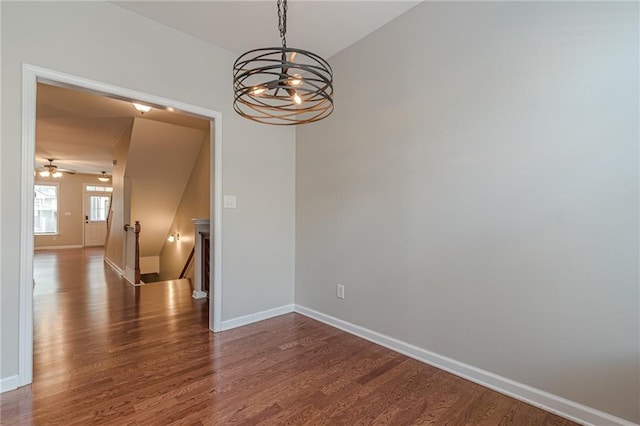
[18,64,224,388]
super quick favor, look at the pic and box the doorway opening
[18,64,223,388]
[83,184,112,247]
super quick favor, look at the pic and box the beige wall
[159,133,210,280]
[1,1,296,381]
[105,121,133,270]
[128,118,206,258]
[296,2,639,423]
[34,173,104,248]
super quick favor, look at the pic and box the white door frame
[19,64,224,388]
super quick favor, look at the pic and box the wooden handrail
[134,221,141,284]
[106,194,113,228]
[179,246,195,279]
[104,194,113,250]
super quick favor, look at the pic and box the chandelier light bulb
[289,74,303,86]
[293,92,302,105]
[252,86,267,96]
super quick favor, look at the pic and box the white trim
[192,290,208,299]
[34,244,83,251]
[191,219,209,300]
[211,120,223,332]
[220,304,294,331]
[19,64,224,390]
[294,305,638,426]
[0,375,20,393]
[33,181,60,235]
[123,274,144,287]
[103,256,124,276]
[19,64,36,388]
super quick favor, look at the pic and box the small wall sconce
[167,233,180,243]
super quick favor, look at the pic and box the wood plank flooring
[0,248,578,425]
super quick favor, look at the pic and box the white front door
[84,193,110,247]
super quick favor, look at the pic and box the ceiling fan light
[52,171,63,178]
[39,170,50,178]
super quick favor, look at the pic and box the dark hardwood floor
[0,248,577,425]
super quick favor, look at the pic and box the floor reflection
[32,247,209,393]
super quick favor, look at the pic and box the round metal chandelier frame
[232,0,334,125]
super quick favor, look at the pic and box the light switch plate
[224,195,237,209]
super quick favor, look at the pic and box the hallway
[4,247,208,424]
[1,248,578,425]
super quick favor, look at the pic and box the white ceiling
[36,2,420,174]
[114,1,421,59]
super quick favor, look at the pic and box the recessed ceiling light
[132,103,151,114]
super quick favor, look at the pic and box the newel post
[134,221,141,284]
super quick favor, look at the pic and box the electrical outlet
[336,284,345,299]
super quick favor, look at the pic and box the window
[89,195,110,221]
[34,184,58,234]
[85,185,113,192]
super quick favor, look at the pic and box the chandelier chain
[277,0,287,47]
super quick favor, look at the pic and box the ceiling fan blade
[36,159,76,175]
[57,168,76,174]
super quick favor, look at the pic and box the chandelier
[233,0,334,125]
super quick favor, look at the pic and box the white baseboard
[123,275,144,287]
[34,244,83,251]
[0,375,19,393]
[104,257,123,276]
[220,304,294,331]
[294,305,638,426]
[192,290,208,299]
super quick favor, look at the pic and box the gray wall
[1,1,295,380]
[296,2,639,423]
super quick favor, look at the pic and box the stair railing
[179,246,196,279]
[123,221,141,285]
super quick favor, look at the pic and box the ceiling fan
[37,159,76,178]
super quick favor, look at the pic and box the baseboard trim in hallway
[0,375,19,393]
[104,256,123,276]
[293,304,638,426]
[34,244,83,251]
[220,304,294,331]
